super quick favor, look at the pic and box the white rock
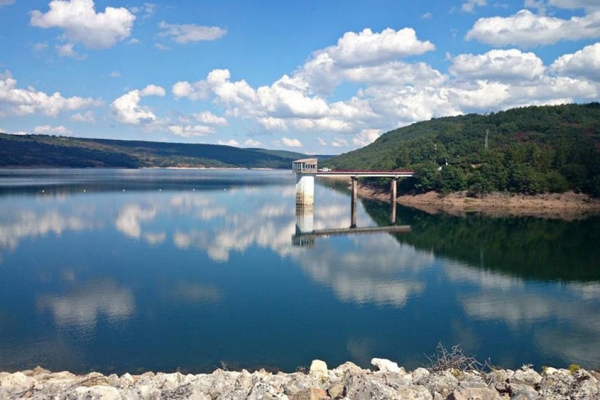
[72,386,122,400]
[412,368,430,383]
[396,385,433,400]
[309,360,328,378]
[371,358,402,374]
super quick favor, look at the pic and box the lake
[0,168,599,374]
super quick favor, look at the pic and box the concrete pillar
[295,173,315,206]
[351,176,358,204]
[350,177,358,228]
[390,178,397,203]
[350,198,357,229]
[295,204,314,235]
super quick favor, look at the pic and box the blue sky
[1,0,599,154]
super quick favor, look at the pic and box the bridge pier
[391,178,397,202]
[351,177,358,228]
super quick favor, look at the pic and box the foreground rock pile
[1,358,599,399]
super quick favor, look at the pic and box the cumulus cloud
[0,71,101,117]
[70,110,95,123]
[110,84,165,125]
[462,0,487,13]
[194,111,227,125]
[352,129,381,146]
[551,42,600,81]
[168,124,214,137]
[56,43,84,59]
[158,21,226,43]
[449,49,545,81]
[33,125,72,135]
[30,0,135,50]
[549,0,600,10]
[281,137,302,148]
[466,9,600,48]
[244,139,262,147]
[218,139,240,146]
[170,25,600,152]
[298,27,435,94]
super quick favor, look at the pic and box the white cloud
[32,42,48,53]
[462,0,487,13]
[169,25,600,152]
[331,137,349,147]
[352,129,381,146]
[139,84,166,97]
[56,43,83,59]
[33,125,72,135]
[549,0,600,11]
[298,27,435,94]
[218,139,240,146]
[110,84,165,125]
[421,12,432,19]
[281,137,302,148]
[109,71,121,78]
[70,110,95,123]
[525,0,547,14]
[30,0,136,50]
[130,3,156,18]
[168,124,214,137]
[0,71,101,117]
[244,139,262,147]
[158,21,226,43]
[551,42,600,81]
[194,111,228,125]
[449,49,545,81]
[466,9,600,48]
[0,0,14,6]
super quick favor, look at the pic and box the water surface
[0,169,599,374]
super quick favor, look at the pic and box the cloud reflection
[114,204,157,239]
[37,280,135,329]
[446,261,600,366]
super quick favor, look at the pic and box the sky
[1,0,599,155]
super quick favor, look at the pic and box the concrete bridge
[292,158,415,206]
[291,158,414,246]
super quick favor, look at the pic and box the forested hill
[0,133,311,169]
[324,103,600,197]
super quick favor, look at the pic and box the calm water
[0,169,599,374]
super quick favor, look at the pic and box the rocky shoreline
[1,359,598,399]
[349,181,600,219]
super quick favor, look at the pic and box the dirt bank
[332,174,600,218]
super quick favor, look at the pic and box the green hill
[324,103,600,197]
[0,133,314,169]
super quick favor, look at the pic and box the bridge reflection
[292,200,411,247]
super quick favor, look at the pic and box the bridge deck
[315,170,415,178]
[294,225,411,240]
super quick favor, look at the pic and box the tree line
[325,103,600,197]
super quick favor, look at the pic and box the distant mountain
[0,133,324,169]
[324,103,600,197]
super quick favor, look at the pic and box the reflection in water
[0,209,91,259]
[0,169,599,373]
[171,283,222,303]
[37,280,135,329]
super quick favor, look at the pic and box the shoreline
[1,359,597,399]
[347,180,600,219]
